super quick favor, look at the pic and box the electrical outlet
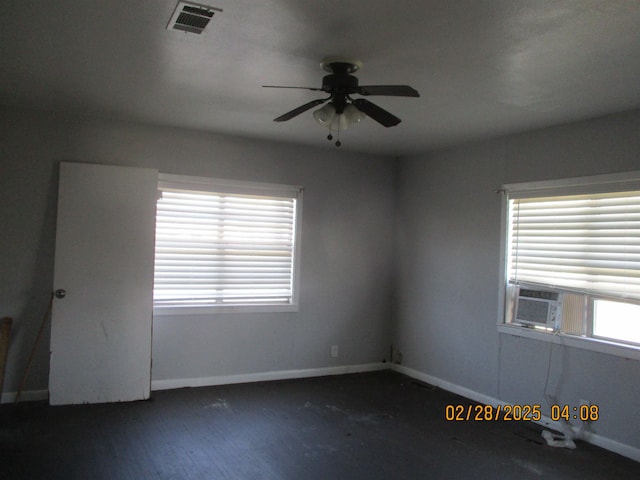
[331,345,338,358]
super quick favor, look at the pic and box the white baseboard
[1,389,49,404]
[151,362,388,392]
[7,365,638,463]
[391,364,640,463]
[18,365,391,404]
[1,364,387,404]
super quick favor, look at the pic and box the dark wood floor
[1,371,638,479]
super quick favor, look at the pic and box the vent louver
[167,2,222,35]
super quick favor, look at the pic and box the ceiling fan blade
[273,99,328,122]
[357,85,420,97]
[263,85,324,91]
[352,99,401,127]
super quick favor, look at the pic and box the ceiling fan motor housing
[322,67,359,113]
[322,74,359,94]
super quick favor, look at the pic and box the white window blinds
[509,190,640,302]
[154,176,302,311]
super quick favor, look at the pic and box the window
[500,172,640,351]
[153,174,303,314]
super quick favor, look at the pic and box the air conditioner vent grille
[167,2,222,35]
[182,5,214,17]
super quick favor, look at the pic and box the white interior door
[49,162,158,405]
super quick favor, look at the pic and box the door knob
[55,289,67,299]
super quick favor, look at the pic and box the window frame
[497,171,640,360]
[153,174,303,316]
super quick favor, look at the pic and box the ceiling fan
[263,56,420,146]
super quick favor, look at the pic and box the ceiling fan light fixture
[313,102,365,131]
[343,104,366,127]
[313,103,336,127]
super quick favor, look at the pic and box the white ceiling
[1,0,639,156]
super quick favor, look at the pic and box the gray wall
[0,107,395,394]
[3,104,639,452]
[395,109,640,450]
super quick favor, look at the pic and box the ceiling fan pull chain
[327,121,341,146]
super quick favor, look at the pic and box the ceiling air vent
[167,2,222,35]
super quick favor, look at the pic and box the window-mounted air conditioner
[514,287,562,330]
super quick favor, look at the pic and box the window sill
[153,304,299,316]
[497,323,640,361]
